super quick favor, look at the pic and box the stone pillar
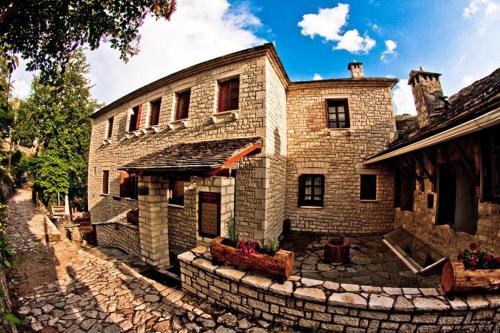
[138,175,170,268]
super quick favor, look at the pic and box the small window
[327,99,350,128]
[106,117,114,139]
[218,77,239,112]
[169,180,184,206]
[175,90,191,120]
[129,105,142,131]
[120,172,138,199]
[360,174,377,200]
[298,174,324,207]
[149,100,161,127]
[102,170,109,195]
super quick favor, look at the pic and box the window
[327,99,350,128]
[175,90,191,120]
[106,117,114,139]
[102,170,109,195]
[298,174,324,207]
[128,105,142,131]
[482,130,500,202]
[360,174,377,200]
[120,172,138,199]
[218,77,239,112]
[149,100,161,127]
[169,180,184,206]
[395,167,415,211]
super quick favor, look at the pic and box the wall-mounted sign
[198,192,221,238]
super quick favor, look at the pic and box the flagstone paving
[6,188,298,333]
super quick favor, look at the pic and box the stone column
[138,175,170,268]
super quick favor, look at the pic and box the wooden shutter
[229,78,239,110]
[102,171,109,194]
[218,81,230,112]
[120,172,129,197]
[107,117,114,139]
[176,91,190,120]
[150,100,161,126]
[135,105,142,129]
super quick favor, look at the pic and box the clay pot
[324,237,350,264]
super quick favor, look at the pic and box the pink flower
[470,260,477,267]
[485,254,494,262]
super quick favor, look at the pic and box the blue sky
[11,0,500,115]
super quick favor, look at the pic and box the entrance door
[198,192,221,238]
[436,163,456,225]
[454,163,477,233]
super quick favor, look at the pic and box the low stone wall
[94,221,140,258]
[179,246,500,332]
[0,270,17,333]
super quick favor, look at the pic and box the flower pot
[324,237,350,264]
[441,260,500,294]
[209,236,294,283]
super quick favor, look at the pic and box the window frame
[149,99,161,127]
[360,174,377,201]
[168,179,185,206]
[128,105,141,132]
[326,99,350,129]
[102,170,109,195]
[175,90,191,121]
[217,77,240,113]
[298,174,325,207]
[119,172,138,200]
[105,116,114,140]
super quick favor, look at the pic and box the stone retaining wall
[179,246,500,332]
[94,221,140,258]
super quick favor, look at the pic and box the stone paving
[280,232,439,288]
[6,188,298,333]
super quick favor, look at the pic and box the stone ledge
[44,216,61,242]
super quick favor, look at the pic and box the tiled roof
[390,67,500,149]
[120,137,261,172]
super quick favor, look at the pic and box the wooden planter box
[441,260,500,294]
[209,236,294,283]
[324,237,350,264]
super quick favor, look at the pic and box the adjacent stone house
[88,43,499,269]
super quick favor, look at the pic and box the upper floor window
[168,180,184,206]
[120,172,138,199]
[129,105,142,132]
[218,77,239,112]
[298,174,324,207]
[327,99,350,128]
[149,99,161,127]
[102,170,109,195]
[360,174,377,200]
[175,90,191,120]
[105,117,114,139]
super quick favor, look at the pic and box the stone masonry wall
[94,222,140,258]
[285,83,396,233]
[179,247,500,333]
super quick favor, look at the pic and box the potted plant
[324,236,350,264]
[209,218,294,283]
[441,243,500,294]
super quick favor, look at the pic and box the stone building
[88,43,499,269]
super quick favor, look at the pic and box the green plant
[458,243,500,270]
[259,238,280,256]
[226,216,238,246]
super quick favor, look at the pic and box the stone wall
[179,247,500,332]
[94,221,140,257]
[0,270,17,333]
[285,82,396,234]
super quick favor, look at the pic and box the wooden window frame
[298,174,325,207]
[360,174,377,201]
[102,170,109,195]
[218,77,240,113]
[128,105,141,132]
[326,99,350,129]
[168,179,185,206]
[106,117,114,139]
[119,172,138,199]
[149,99,161,127]
[175,90,191,121]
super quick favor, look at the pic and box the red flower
[470,260,477,267]
[485,254,494,262]
[496,257,500,264]
[469,243,479,251]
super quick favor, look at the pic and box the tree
[0,0,176,81]
[0,55,12,138]
[18,50,100,208]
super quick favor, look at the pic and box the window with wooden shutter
[102,170,109,195]
[106,117,114,139]
[175,90,191,120]
[327,99,350,128]
[149,100,161,126]
[298,174,324,207]
[218,77,239,112]
[168,180,184,206]
[120,172,138,199]
[360,174,377,200]
[129,105,141,131]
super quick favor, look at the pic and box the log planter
[324,237,350,264]
[441,260,500,295]
[209,236,294,283]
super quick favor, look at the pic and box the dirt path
[6,188,296,333]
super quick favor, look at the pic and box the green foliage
[0,56,13,139]
[258,238,280,256]
[226,216,239,246]
[0,0,176,82]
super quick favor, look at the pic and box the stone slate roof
[120,137,261,172]
[390,67,500,150]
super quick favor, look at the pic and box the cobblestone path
[6,188,297,333]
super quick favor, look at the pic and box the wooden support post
[452,141,479,185]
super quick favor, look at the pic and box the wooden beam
[414,152,433,180]
[208,143,262,176]
[452,141,478,185]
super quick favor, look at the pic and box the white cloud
[462,75,476,85]
[463,0,499,18]
[313,73,323,80]
[298,3,376,54]
[380,39,397,62]
[392,79,416,115]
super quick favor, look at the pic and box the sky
[10,0,500,115]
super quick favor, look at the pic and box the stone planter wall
[179,247,500,332]
[95,221,140,258]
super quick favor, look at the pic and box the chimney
[408,67,444,128]
[348,61,364,79]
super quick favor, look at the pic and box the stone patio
[280,232,440,288]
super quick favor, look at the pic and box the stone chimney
[408,67,445,128]
[348,61,364,79]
